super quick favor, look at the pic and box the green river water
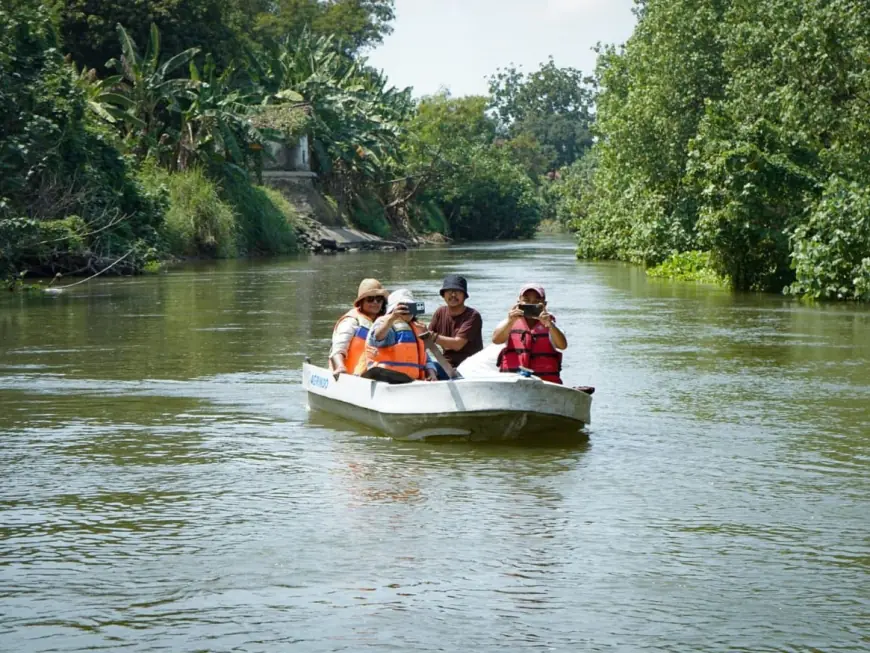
[1,237,868,652]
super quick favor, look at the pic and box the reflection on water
[1,237,868,652]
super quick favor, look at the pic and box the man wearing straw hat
[329,278,389,379]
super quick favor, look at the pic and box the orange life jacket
[333,308,374,375]
[365,320,428,381]
[498,318,563,384]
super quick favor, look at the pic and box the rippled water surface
[1,238,868,652]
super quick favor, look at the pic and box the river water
[1,237,868,652]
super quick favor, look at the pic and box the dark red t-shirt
[429,306,484,367]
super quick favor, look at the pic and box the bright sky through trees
[367,0,637,97]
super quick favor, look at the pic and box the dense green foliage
[489,58,595,174]
[0,5,304,282]
[542,152,597,230]
[402,94,541,240]
[2,0,572,283]
[140,163,301,258]
[10,0,865,301]
[139,164,238,258]
[217,171,298,255]
[485,59,596,236]
[52,0,395,74]
[570,0,870,300]
[788,179,870,300]
[1,3,163,280]
[573,0,727,265]
[253,0,395,53]
[250,31,414,227]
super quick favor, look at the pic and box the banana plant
[175,55,278,172]
[272,31,411,170]
[243,29,415,224]
[106,23,199,156]
[70,64,145,130]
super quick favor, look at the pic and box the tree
[253,0,395,53]
[71,64,140,131]
[1,3,163,279]
[52,0,259,74]
[546,151,598,230]
[578,0,728,264]
[690,0,870,293]
[246,30,412,230]
[488,58,595,171]
[175,55,272,172]
[106,24,200,158]
[403,94,542,240]
[575,0,870,299]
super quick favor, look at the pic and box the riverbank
[2,167,419,292]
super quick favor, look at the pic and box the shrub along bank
[560,0,870,301]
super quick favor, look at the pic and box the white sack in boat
[456,343,504,378]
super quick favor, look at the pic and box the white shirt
[329,316,361,359]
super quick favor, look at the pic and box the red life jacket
[498,318,563,384]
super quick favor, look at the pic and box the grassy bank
[138,165,300,262]
[646,251,729,285]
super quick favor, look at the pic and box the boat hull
[302,363,591,442]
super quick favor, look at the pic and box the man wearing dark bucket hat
[428,274,483,376]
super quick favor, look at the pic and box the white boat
[302,361,592,442]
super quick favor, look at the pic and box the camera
[519,303,543,317]
[399,301,426,318]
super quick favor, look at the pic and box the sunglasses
[364,296,385,303]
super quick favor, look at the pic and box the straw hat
[354,278,390,307]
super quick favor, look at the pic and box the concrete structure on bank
[264,135,311,173]
[260,138,407,253]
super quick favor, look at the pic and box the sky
[366,0,639,98]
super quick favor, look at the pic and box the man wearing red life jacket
[492,283,567,384]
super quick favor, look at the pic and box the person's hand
[390,305,411,324]
[538,307,553,328]
[508,304,524,320]
[330,355,347,380]
[426,368,438,382]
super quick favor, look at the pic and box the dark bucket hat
[440,274,469,297]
